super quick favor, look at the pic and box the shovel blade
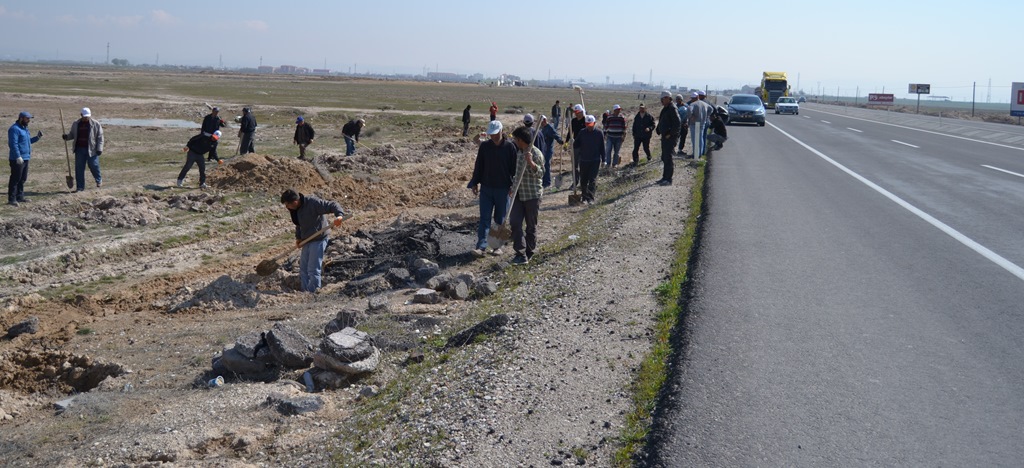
[255,259,280,276]
[66,175,74,190]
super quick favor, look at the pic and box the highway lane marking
[808,108,1024,152]
[982,164,1024,179]
[892,140,919,148]
[804,116,811,119]
[768,121,1024,282]
[847,128,863,133]
[821,120,831,124]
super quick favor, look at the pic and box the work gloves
[15,157,23,165]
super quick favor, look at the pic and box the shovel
[58,109,74,190]
[487,150,528,248]
[255,214,350,276]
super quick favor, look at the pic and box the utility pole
[972,81,976,117]
[219,54,223,68]
[649,69,653,87]
[106,42,110,65]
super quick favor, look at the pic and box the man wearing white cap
[572,115,604,204]
[688,91,714,159]
[604,105,627,167]
[467,120,517,257]
[655,91,681,185]
[62,107,104,192]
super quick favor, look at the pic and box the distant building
[312,69,331,75]
[427,71,464,82]
[277,65,298,74]
[257,66,274,73]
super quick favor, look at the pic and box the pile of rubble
[78,196,165,228]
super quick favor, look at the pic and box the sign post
[908,83,931,114]
[1011,83,1024,122]
[867,93,895,106]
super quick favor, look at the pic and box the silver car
[775,96,799,115]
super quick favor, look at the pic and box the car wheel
[757,121,765,127]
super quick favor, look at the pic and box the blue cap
[296,116,304,123]
[18,111,32,119]
[486,120,503,135]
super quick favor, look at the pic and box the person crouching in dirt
[280,189,346,293]
[572,115,604,204]
[201,106,226,161]
[342,118,365,156]
[177,130,220,189]
[467,120,516,257]
[238,107,257,155]
[294,116,315,159]
[706,110,728,154]
[508,126,544,265]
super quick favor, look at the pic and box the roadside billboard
[867,93,895,106]
[1012,82,1024,117]
[908,84,931,94]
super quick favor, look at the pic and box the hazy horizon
[1,0,1020,103]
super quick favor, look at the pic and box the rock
[411,258,440,282]
[424,272,453,291]
[233,331,271,359]
[54,396,76,414]
[281,274,302,291]
[454,272,476,286]
[266,324,315,369]
[148,451,178,463]
[343,272,392,297]
[473,279,498,297]
[311,369,349,390]
[446,314,511,348]
[6,316,39,338]
[406,351,425,364]
[219,347,274,375]
[265,392,324,415]
[313,347,381,376]
[324,308,365,335]
[413,288,442,304]
[367,293,391,313]
[358,385,380,399]
[320,328,374,363]
[385,268,414,288]
[444,280,470,300]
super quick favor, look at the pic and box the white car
[775,96,799,115]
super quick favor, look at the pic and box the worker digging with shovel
[467,119,517,258]
[278,189,346,293]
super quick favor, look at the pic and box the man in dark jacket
[293,116,315,159]
[238,107,257,155]
[342,118,364,156]
[706,110,728,153]
[631,103,655,165]
[467,120,517,256]
[177,130,220,189]
[551,100,561,128]
[539,115,563,188]
[655,91,681,186]
[201,107,226,161]
[566,104,586,188]
[281,189,346,293]
[572,115,604,204]
[462,105,472,136]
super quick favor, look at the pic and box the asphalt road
[647,106,1024,466]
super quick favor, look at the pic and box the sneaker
[659,180,673,186]
[471,248,487,258]
[489,248,503,256]
[511,254,529,265]
[96,180,102,188]
[200,183,209,189]
[16,197,29,203]
[176,179,184,187]
[7,200,17,207]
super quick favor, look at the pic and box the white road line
[821,120,831,124]
[892,140,919,148]
[809,108,1024,152]
[847,128,863,133]
[768,121,1024,282]
[804,116,811,119]
[982,164,1024,179]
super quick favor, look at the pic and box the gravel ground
[329,159,696,466]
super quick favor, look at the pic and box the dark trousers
[178,151,207,185]
[678,124,689,153]
[572,147,582,186]
[579,160,600,202]
[74,147,102,190]
[509,197,540,257]
[239,132,255,155]
[462,122,470,136]
[632,134,652,163]
[8,159,28,202]
[207,140,220,160]
[298,143,309,158]
[661,136,677,182]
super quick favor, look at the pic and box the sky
[0,0,1021,102]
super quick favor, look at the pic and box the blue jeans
[476,185,509,250]
[551,116,560,129]
[300,237,328,292]
[74,147,101,190]
[542,142,554,187]
[345,137,356,155]
[604,136,623,166]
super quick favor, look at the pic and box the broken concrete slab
[266,324,315,369]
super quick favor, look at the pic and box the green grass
[614,161,706,467]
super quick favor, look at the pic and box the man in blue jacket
[8,111,42,206]
[281,188,346,293]
[539,115,564,188]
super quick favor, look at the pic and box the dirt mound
[0,348,126,394]
[153,274,269,313]
[160,192,226,213]
[210,153,329,195]
[0,217,86,246]
[79,195,165,228]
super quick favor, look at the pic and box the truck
[759,71,790,109]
